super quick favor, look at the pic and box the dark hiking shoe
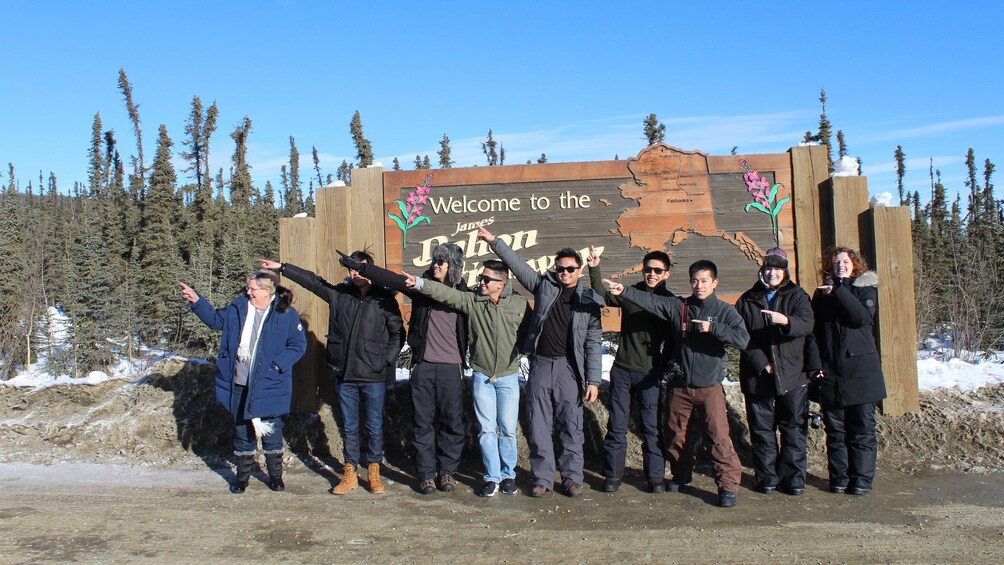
[530,484,550,497]
[565,483,584,497]
[438,473,457,492]
[754,484,777,494]
[500,478,517,495]
[779,486,804,496]
[718,491,737,508]
[602,478,621,492]
[830,484,848,494]
[419,479,437,495]
[847,486,871,496]
[666,478,691,493]
[648,480,666,494]
[478,481,499,497]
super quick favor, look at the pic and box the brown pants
[665,384,742,493]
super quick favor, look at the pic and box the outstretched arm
[337,250,414,294]
[480,225,542,293]
[606,280,683,324]
[181,282,226,330]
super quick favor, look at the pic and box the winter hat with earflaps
[431,243,465,286]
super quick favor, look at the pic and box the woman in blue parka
[180,270,306,493]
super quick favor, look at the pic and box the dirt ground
[1,358,1003,563]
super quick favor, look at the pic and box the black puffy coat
[736,278,815,397]
[351,261,469,369]
[282,263,404,383]
[810,271,887,407]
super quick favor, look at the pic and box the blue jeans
[471,371,520,483]
[334,378,386,466]
[233,384,284,455]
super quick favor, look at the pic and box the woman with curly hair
[810,247,887,495]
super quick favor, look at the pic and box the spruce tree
[837,131,848,160]
[287,136,303,215]
[817,89,833,172]
[336,160,351,183]
[117,69,145,189]
[312,145,323,187]
[894,145,907,205]
[482,130,499,166]
[438,134,454,168]
[392,157,401,171]
[350,111,374,167]
[413,155,423,170]
[643,114,666,145]
[422,155,431,169]
[138,125,184,345]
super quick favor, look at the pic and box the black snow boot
[230,454,254,494]
[265,452,285,492]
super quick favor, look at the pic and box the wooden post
[866,207,920,415]
[346,166,388,266]
[279,216,322,413]
[829,176,870,251]
[789,145,829,293]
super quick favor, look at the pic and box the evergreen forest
[0,79,1001,379]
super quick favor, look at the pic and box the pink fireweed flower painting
[389,173,434,248]
[739,159,790,246]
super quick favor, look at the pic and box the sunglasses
[432,258,448,266]
[643,266,667,275]
[554,265,579,274]
[478,274,503,285]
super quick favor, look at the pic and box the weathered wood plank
[867,207,920,415]
[830,176,870,252]
[279,217,322,413]
[789,145,828,293]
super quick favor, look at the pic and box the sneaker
[648,480,665,494]
[438,473,457,493]
[830,484,848,494]
[478,480,499,497]
[718,491,737,508]
[419,479,437,495]
[847,486,871,496]
[530,484,549,497]
[500,478,517,495]
[754,484,777,494]
[565,483,584,497]
[779,485,805,496]
[602,478,621,492]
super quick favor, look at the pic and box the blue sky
[2,1,1001,203]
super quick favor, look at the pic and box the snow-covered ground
[5,306,1002,393]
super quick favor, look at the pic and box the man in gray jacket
[479,226,603,498]
[605,260,749,507]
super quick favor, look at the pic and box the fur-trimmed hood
[853,271,879,288]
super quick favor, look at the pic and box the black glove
[337,249,364,272]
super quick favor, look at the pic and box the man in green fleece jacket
[405,260,532,497]
[604,260,750,508]
[588,246,675,494]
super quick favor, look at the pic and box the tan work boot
[368,463,384,494]
[331,464,357,495]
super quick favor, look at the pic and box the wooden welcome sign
[383,144,796,303]
[280,143,919,415]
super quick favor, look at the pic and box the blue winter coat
[190,295,307,419]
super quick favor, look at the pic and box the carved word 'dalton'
[412,228,601,288]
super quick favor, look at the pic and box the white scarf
[237,295,273,363]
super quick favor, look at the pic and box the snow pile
[917,350,1004,392]
[832,155,860,176]
[3,306,186,390]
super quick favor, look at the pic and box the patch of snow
[832,156,860,176]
